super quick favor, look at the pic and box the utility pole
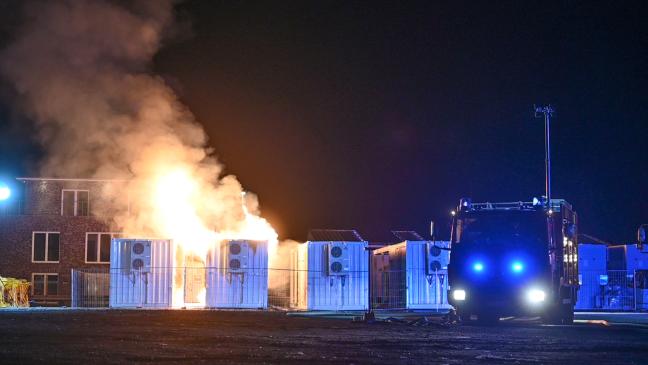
[535,105,555,208]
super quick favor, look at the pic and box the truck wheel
[561,306,574,325]
[542,305,573,325]
[541,307,561,325]
[455,308,470,323]
[475,312,499,325]
[447,309,462,323]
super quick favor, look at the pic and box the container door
[183,255,206,306]
[230,274,244,307]
[184,267,206,304]
[331,276,342,309]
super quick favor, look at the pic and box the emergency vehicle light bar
[459,198,569,212]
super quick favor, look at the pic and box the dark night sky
[1,1,647,242]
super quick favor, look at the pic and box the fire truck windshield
[454,210,546,249]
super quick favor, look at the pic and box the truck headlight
[526,288,546,304]
[453,289,466,301]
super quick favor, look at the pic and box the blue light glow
[472,262,484,272]
[511,261,524,273]
[0,186,10,201]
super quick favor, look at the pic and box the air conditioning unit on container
[327,242,350,275]
[119,240,152,273]
[225,240,249,273]
[426,242,449,275]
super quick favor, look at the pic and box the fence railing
[71,270,110,308]
[71,267,450,310]
[371,269,450,311]
[70,267,648,311]
[577,269,648,311]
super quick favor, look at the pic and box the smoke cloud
[0,0,277,253]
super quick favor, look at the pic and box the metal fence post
[70,269,75,307]
[634,269,637,312]
[183,266,188,308]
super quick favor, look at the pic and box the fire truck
[447,197,579,324]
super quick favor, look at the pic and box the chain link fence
[636,270,648,311]
[577,269,648,311]
[71,267,648,311]
[72,267,444,310]
[71,269,110,307]
[371,269,450,311]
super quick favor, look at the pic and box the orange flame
[143,168,278,307]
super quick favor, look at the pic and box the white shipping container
[576,244,607,311]
[626,244,648,272]
[578,244,607,272]
[290,241,369,311]
[109,238,178,308]
[373,241,451,310]
[205,240,269,309]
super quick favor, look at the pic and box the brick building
[0,178,127,305]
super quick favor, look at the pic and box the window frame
[31,273,59,296]
[85,232,119,264]
[61,189,90,216]
[31,231,61,263]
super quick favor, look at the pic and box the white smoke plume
[0,0,277,256]
[268,239,302,291]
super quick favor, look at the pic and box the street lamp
[638,224,647,251]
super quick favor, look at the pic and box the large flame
[151,169,278,256]
[153,169,218,258]
[133,167,278,307]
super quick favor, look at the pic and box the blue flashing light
[472,262,484,272]
[0,185,10,201]
[511,261,524,273]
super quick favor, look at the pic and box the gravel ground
[0,309,647,364]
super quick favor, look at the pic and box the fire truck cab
[447,198,578,324]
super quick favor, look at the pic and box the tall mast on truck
[535,105,555,208]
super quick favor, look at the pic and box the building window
[32,273,59,296]
[32,232,60,263]
[61,189,89,216]
[86,233,119,263]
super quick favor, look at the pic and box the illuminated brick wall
[0,179,125,305]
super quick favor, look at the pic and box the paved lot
[0,309,647,364]
[575,312,648,325]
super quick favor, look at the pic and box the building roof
[307,229,365,242]
[17,177,128,182]
[391,230,425,241]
